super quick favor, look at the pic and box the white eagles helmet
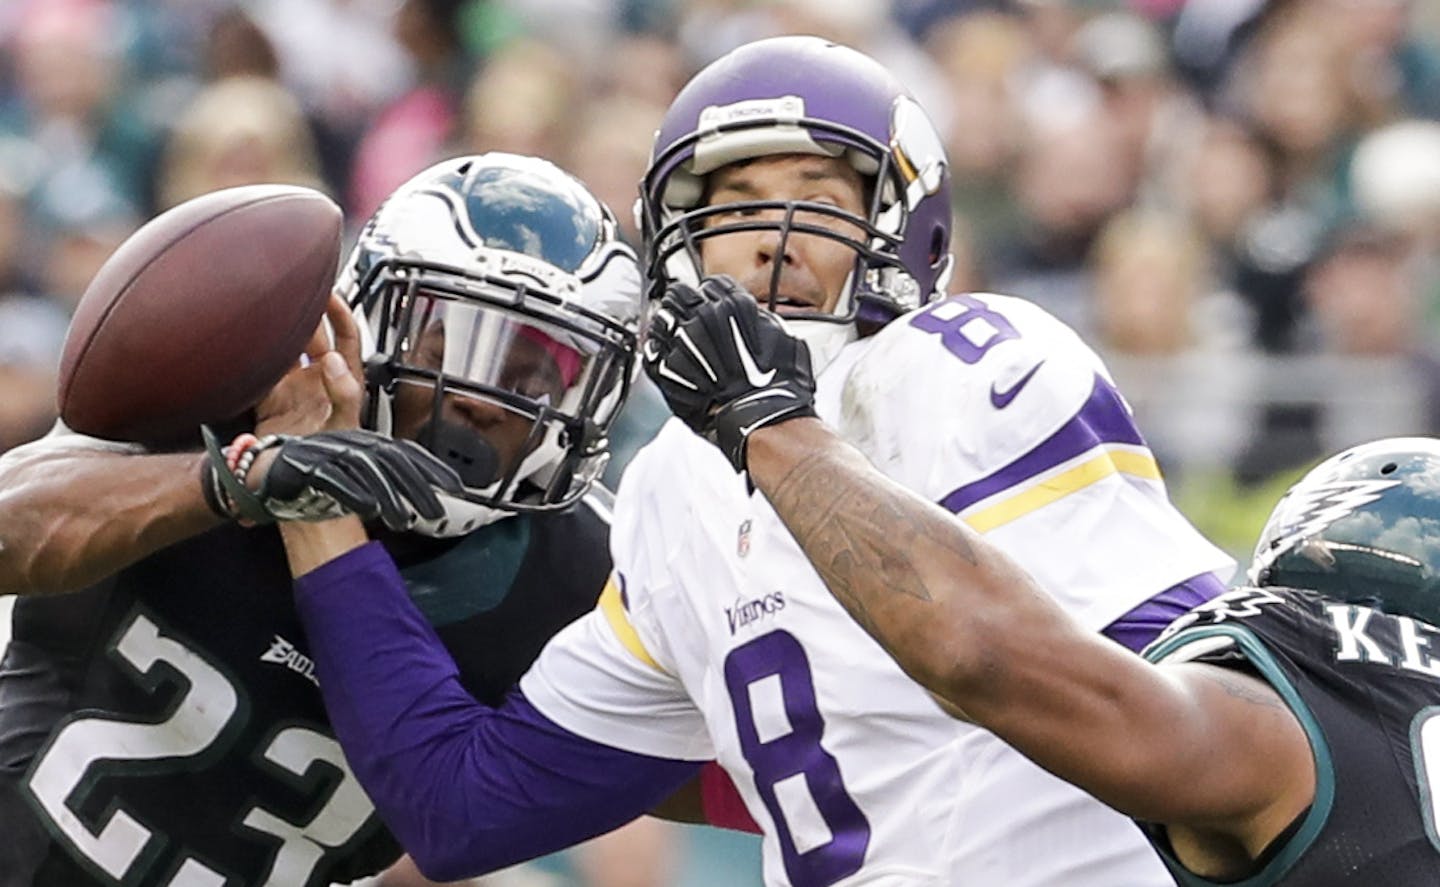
[339,153,642,536]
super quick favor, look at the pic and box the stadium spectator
[0,176,64,449]
[459,38,577,164]
[1298,224,1440,445]
[346,0,476,221]
[156,75,325,210]
[986,107,1136,338]
[1090,208,1257,478]
[0,0,157,210]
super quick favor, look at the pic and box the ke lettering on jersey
[1157,587,1440,679]
[1326,602,1440,676]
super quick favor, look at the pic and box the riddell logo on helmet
[482,251,579,296]
[698,96,805,130]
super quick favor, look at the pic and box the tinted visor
[359,258,634,434]
[397,296,591,411]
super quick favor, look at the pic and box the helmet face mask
[639,37,952,371]
[343,153,642,535]
[1250,437,1440,626]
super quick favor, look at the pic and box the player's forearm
[748,420,988,688]
[745,418,1088,710]
[0,446,221,595]
[277,514,369,577]
[292,542,701,879]
[747,419,1261,826]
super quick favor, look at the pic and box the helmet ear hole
[929,225,947,265]
[1382,462,1399,475]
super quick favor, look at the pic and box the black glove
[643,276,817,472]
[202,427,464,531]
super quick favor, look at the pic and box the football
[58,184,343,444]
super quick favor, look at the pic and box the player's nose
[447,394,509,430]
[752,223,801,271]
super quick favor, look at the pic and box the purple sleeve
[294,542,702,881]
[1101,570,1227,652]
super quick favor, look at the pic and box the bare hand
[254,294,365,438]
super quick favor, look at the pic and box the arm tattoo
[1202,667,1287,712]
[767,449,977,631]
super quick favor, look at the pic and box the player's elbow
[909,597,1049,720]
[357,752,526,880]
[397,810,539,881]
[383,801,499,881]
[409,846,485,884]
[883,605,997,709]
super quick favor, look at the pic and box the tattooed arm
[744,417,1315,877]
[639,278,1314,877]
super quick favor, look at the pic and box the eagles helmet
[1249,437,1440,626]
[639,35,952,371]
[340,153,642,536]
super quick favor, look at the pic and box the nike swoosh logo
[990,361,1045,409]
[730,317,776,387]
[641,339,661,364]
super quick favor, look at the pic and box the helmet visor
[396,297,595,413]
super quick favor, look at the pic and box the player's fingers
[326,292,364,380]
[302,298,336,362]
[310,459,384,522]
[339,452,419,529]
[369,446,447,519]
[397,440,465,494]
[321,352,364,430]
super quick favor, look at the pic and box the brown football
[58,184,343,444]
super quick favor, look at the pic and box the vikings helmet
[1249,437,1440,626]
[340,153,642,535]
[639,35,953,371]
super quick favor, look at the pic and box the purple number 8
[909,294,1020,364]
[724,630,870,886]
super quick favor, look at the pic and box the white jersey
[523,293,1233,886]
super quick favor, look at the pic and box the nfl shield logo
[737,520,752,558]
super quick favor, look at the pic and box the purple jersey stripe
[1101,571,1228,652]
[940,374,1147,515]
[294,542,701,881]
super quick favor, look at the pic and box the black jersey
[0,494,612,887]
[1141,585,1440,886]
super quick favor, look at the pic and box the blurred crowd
[2,0,1440,557]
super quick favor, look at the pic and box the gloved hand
[642,275,817,472]
[202,426,464,531]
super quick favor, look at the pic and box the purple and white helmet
[640,36,952,368]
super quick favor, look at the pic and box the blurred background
[1,0,1439,882]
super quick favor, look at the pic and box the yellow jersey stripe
[963,448,1162,534]
[599,577,663,672]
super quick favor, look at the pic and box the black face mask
[417,414,501,489]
